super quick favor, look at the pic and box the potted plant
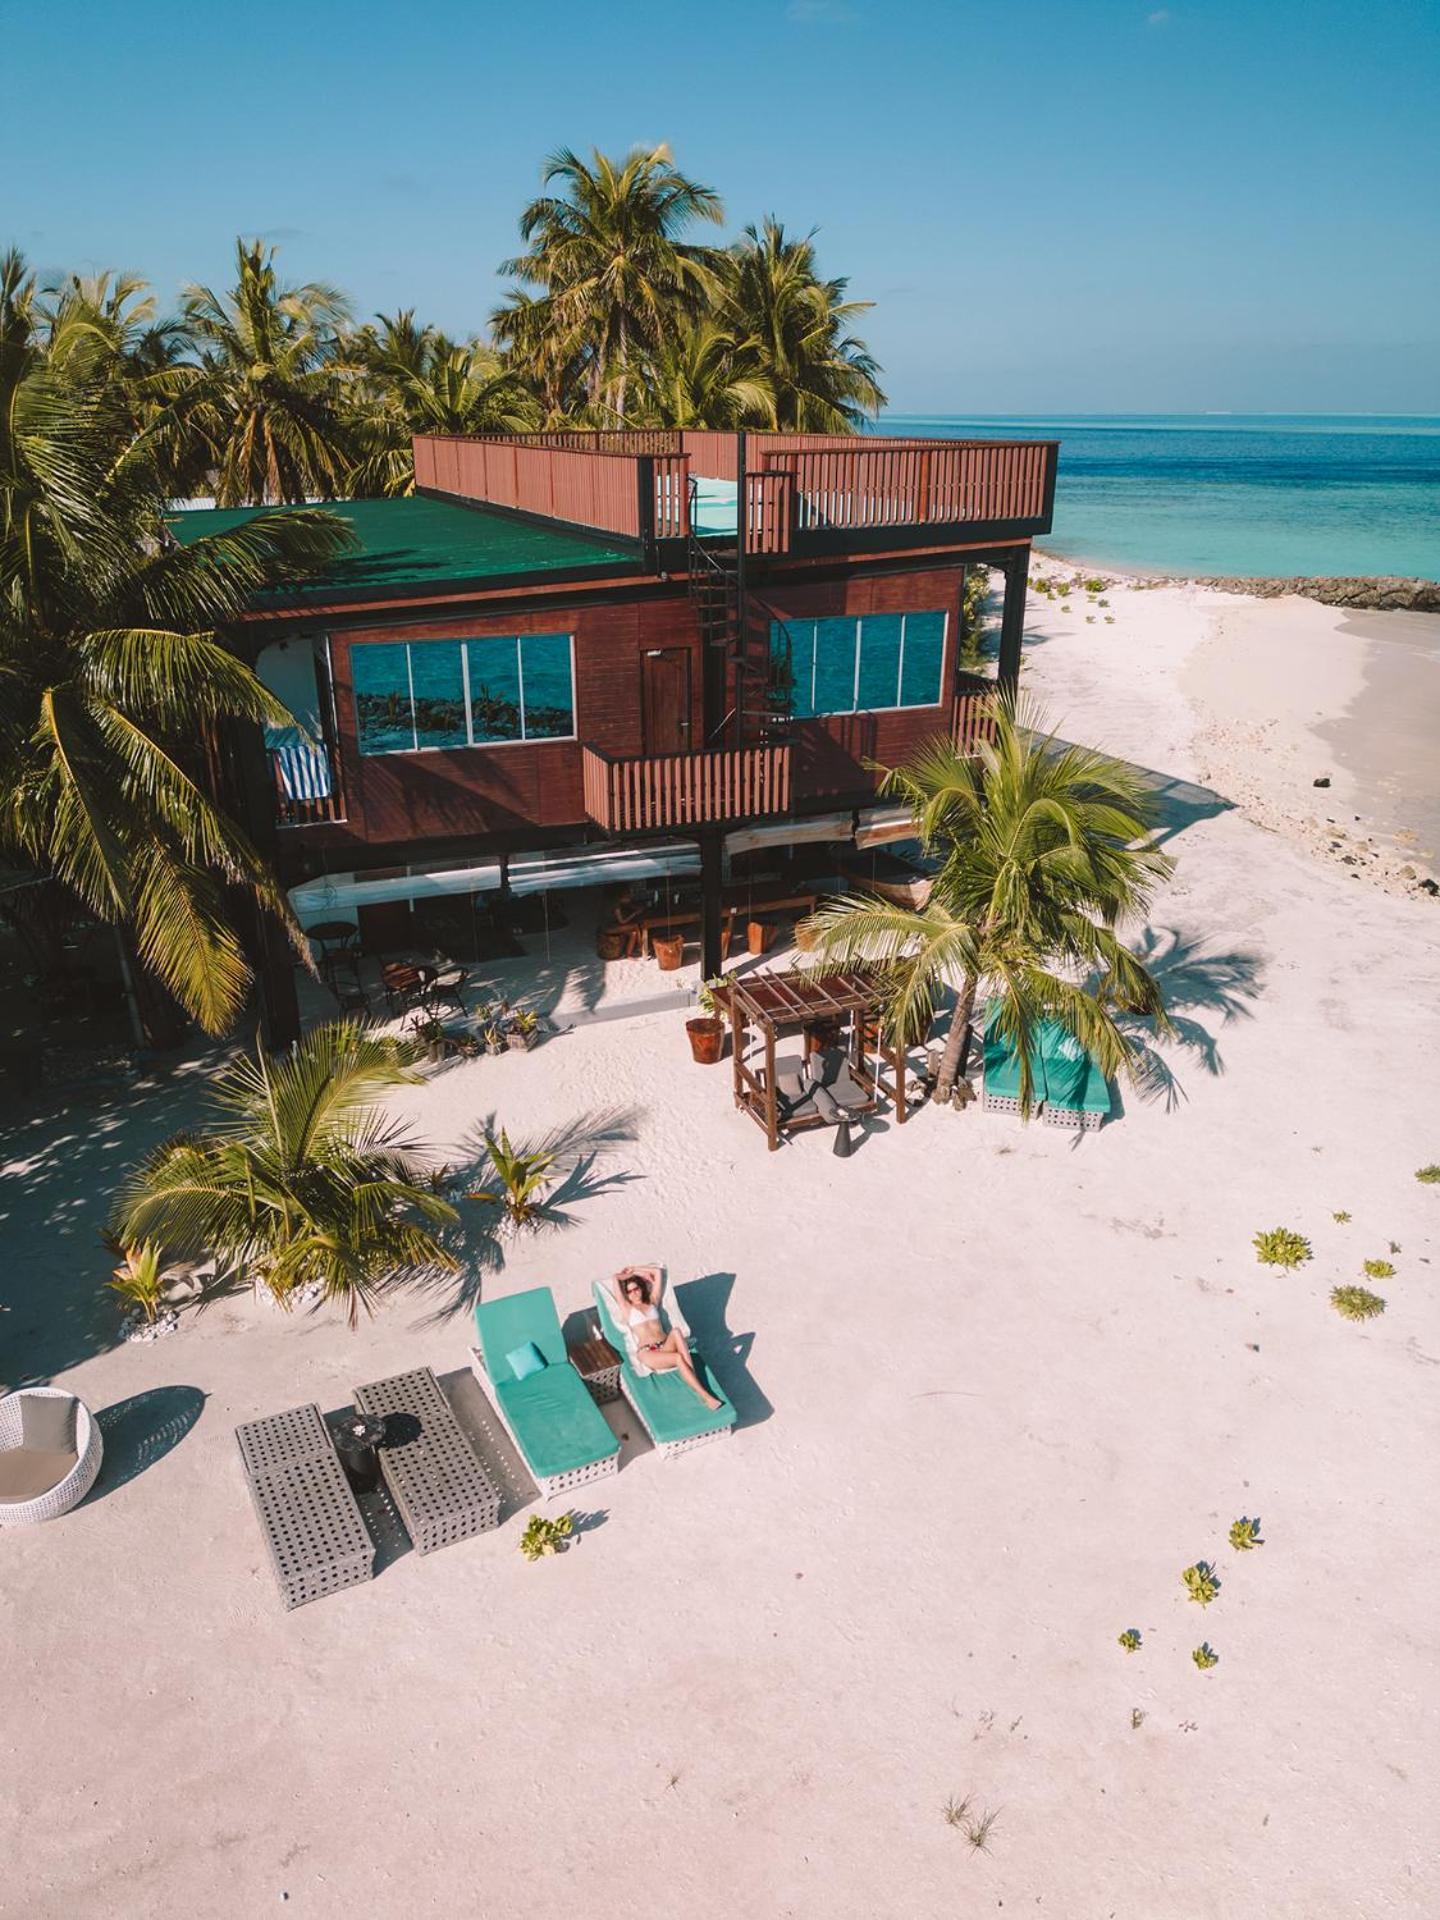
[686,972,735,1066]
[481,1019,506,1056]
[507,1008,540,1051]
[653,931,685,972]
[408,1012,449,1065]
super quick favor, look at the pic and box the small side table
[567,1335,622,1405]
[331,1410,388,1493]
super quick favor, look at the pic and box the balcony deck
[582,743,792,835]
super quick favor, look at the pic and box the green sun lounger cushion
[592,1281,737,1446]
[475,1288,618,1478]
[982,1006,1048,1106]
[1037,1019,1111,1117]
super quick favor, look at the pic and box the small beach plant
[1415,1165,1440,1184]
[1362,1258,1395,1280]
[1253,1227,1312,1270]
[1228,1517,1264,1552]
[104,1236,166,1325]
[1182,1562,1221,1606]
[942,1794,972,1829]
[1192,1643,1219,1671]
[964,1808,1000,1852]
[468,1127,558,1229]
[1331,1285,1385,1322]
[1332,1210,1351,1223]
[1117,1628,1142,1652]
[519,1511,574,1561]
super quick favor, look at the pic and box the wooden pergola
[725,968,912,1150]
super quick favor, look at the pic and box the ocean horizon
[877,413,1440,583]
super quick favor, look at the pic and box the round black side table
[332,1411,388,1493]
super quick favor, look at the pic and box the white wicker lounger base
[1041,1104,1105,1131]
[981,1090,1034,1117]
[620,1377,734,1461]
[468,1351,618,1501]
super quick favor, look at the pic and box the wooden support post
[700,829,724,980]
[730,995,745,1109]
[997,546,1030,700]
[764,1019,777,1151]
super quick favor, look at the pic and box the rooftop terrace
[165,494,641,610]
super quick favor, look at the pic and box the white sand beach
[4,581,1439,1919]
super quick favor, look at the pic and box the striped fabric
[265,726,333,802]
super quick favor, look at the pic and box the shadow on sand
[90,1383,206,1501]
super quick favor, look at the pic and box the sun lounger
[234,1403,374,1610]
[353,1367,501,1554]
[1036,1020,1111,1130]
[774,1049,876,1130]
[980,1008,1047,1116]
[592,1275,736,1459]
[471,1288,620,1498]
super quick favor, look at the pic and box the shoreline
[1021,556,1440,896]
[1035,542,1440,612]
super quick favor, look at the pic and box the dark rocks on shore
[1203,576,1440,613]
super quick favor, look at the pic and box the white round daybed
[0,1388,104,1526]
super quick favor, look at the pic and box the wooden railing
[272,752,346,828]
[953,685,1000,758]
[414,432,1056,554]
[414,435,647,541]
[582,743,791,833]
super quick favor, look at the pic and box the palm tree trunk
[935,969,980,1102]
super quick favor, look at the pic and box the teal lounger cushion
[982,1007,1047,1105]
[592,1281,737,1446]
[494,1368,617,1481]
[475,1287,619,1479]
[506,1340,547,1381]
[1037,1019,1111,1117]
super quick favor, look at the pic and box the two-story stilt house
[171,430,1056,1041]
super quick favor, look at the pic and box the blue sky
[3,0,1437,411]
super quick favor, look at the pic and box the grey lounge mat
[235,1403,373,1612]
[354,1367,501,1555]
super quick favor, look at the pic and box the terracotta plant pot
[686,1017,724,1065]
[596,929,626,961]
[653,933,685,972]
[747,919,776,956]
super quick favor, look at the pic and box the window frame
[770,610,950,719]
[350,632,578,757]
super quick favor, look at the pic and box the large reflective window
[408,641,469,750]
[465,638,523,743]
[518,632,575,739]
[899,612,946,709]
[352,643,414,755]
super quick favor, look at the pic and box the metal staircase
[686,486,790,748]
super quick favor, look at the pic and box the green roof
[165,494,639,606]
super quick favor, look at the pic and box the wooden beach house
[171,430,1057,1040]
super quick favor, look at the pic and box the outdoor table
[307,920,359,953]
[331,1410,388,1493]
[567,1334,622,1405]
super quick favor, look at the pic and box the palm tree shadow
[90,1384,206,1501]
[407,1104,645,1324]
[1109,926,1265,1111]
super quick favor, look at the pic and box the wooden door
[641,648,692,755]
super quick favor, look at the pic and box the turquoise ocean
[878,415,1440,581]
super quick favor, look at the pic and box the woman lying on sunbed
[605,1266,721,1409]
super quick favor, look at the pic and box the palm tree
[497,144,724,421]
[110,1021,458,1325]
[631,317,775,430]
[724,219,885,431]
[801,706,1174,1108]
[344,312,539,495]
[0,250,354,1033]
[178,238,355,505]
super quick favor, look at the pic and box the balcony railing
[953,684,1000,759]
[582,743,791,834]
[271,746,346,828]
[413,432,1058,557]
